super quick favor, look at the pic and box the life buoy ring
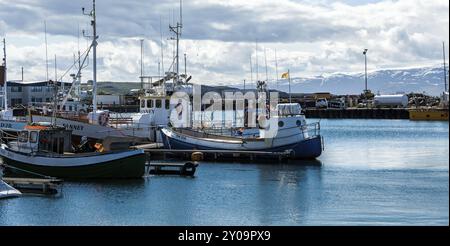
[98,113,109,126]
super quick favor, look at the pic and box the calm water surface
[0,119,448,225]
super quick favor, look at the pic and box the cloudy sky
[0,0,448,86]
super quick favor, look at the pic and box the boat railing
[300,122,321,139]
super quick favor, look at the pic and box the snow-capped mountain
[268,65,448,96]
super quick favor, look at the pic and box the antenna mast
[264,47,268,82]
[250,54,253,84]
[444,42,447,92]
[255,40,259,82]
[140,39,144,90]
[44,21,49,81]
[169,0,183,85]
[160,16,165,78]
[83,0,98,112]
[275,48,279,90]
[2,38,7,110]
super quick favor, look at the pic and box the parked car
[315,98,328,108]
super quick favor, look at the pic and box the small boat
[0,123,146,179]
[0,179,22,199]
[161,103,323,159]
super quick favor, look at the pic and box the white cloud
[0,0,448,88]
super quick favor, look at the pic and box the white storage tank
[374,94,408,108]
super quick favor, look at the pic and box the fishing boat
[161,103,324,159]
[0,123,146,179]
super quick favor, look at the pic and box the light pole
[363,49,368,92]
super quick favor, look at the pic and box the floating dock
[135,145,292,161]
[1,177,62,195]
[147,161,198,176]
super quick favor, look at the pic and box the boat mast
[169,0,182,85]
[443,42,447,92]
[264,47,268,82]
[83,0,98,112]
[44,21,49,82]
[2,38,7,110]
[140,39,144,90]
[159,15,165,88]
[250,54,253,85]
[275,48,279,90]
[255,40,259,82]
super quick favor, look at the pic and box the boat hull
[161,128,323,159]
[0,148,146,179]
[409,109,449,121]
[32,115,153,141]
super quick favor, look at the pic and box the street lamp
[363,49,368,92]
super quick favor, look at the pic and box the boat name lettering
[62,124,84,131]
[0,122,13,128]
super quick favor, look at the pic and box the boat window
[141,99,145,108]
[156,99,162,108]
[165,99,170,109]
[29,131,38,143]
[296,120,302,126]
[147,99,153,108]
[18,131,29,143]
[59,138,64,154]
[278,121,284,128]
[52,139,58,153]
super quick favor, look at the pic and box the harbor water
[0,119,448,225]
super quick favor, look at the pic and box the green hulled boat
[0,124,146,179]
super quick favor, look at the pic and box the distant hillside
[271,65,448,96]
[97,82,140,95]
[98,65,448,96]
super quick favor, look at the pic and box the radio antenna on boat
[250,54,253,85]
[275,48,279,90]
[255,39,259,82]
[443,41,447,92]
[82,0,98,112]
[140,39,144,90]
[264,47,268,83]
[169,0,183,85]
[2,38,8,110]
[44,21,49,82]
[160,15,165,81]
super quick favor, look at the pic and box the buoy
[191,152,204,161]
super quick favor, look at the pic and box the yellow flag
[281,72,289,79]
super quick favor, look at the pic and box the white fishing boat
[161,103,324,159]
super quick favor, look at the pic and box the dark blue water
[1,119,448,225]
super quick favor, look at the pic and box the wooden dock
[2,177,62,195]
[138,148,292,161]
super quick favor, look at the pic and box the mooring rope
[1,163,57,180]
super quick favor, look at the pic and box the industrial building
[0,80,72,108]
